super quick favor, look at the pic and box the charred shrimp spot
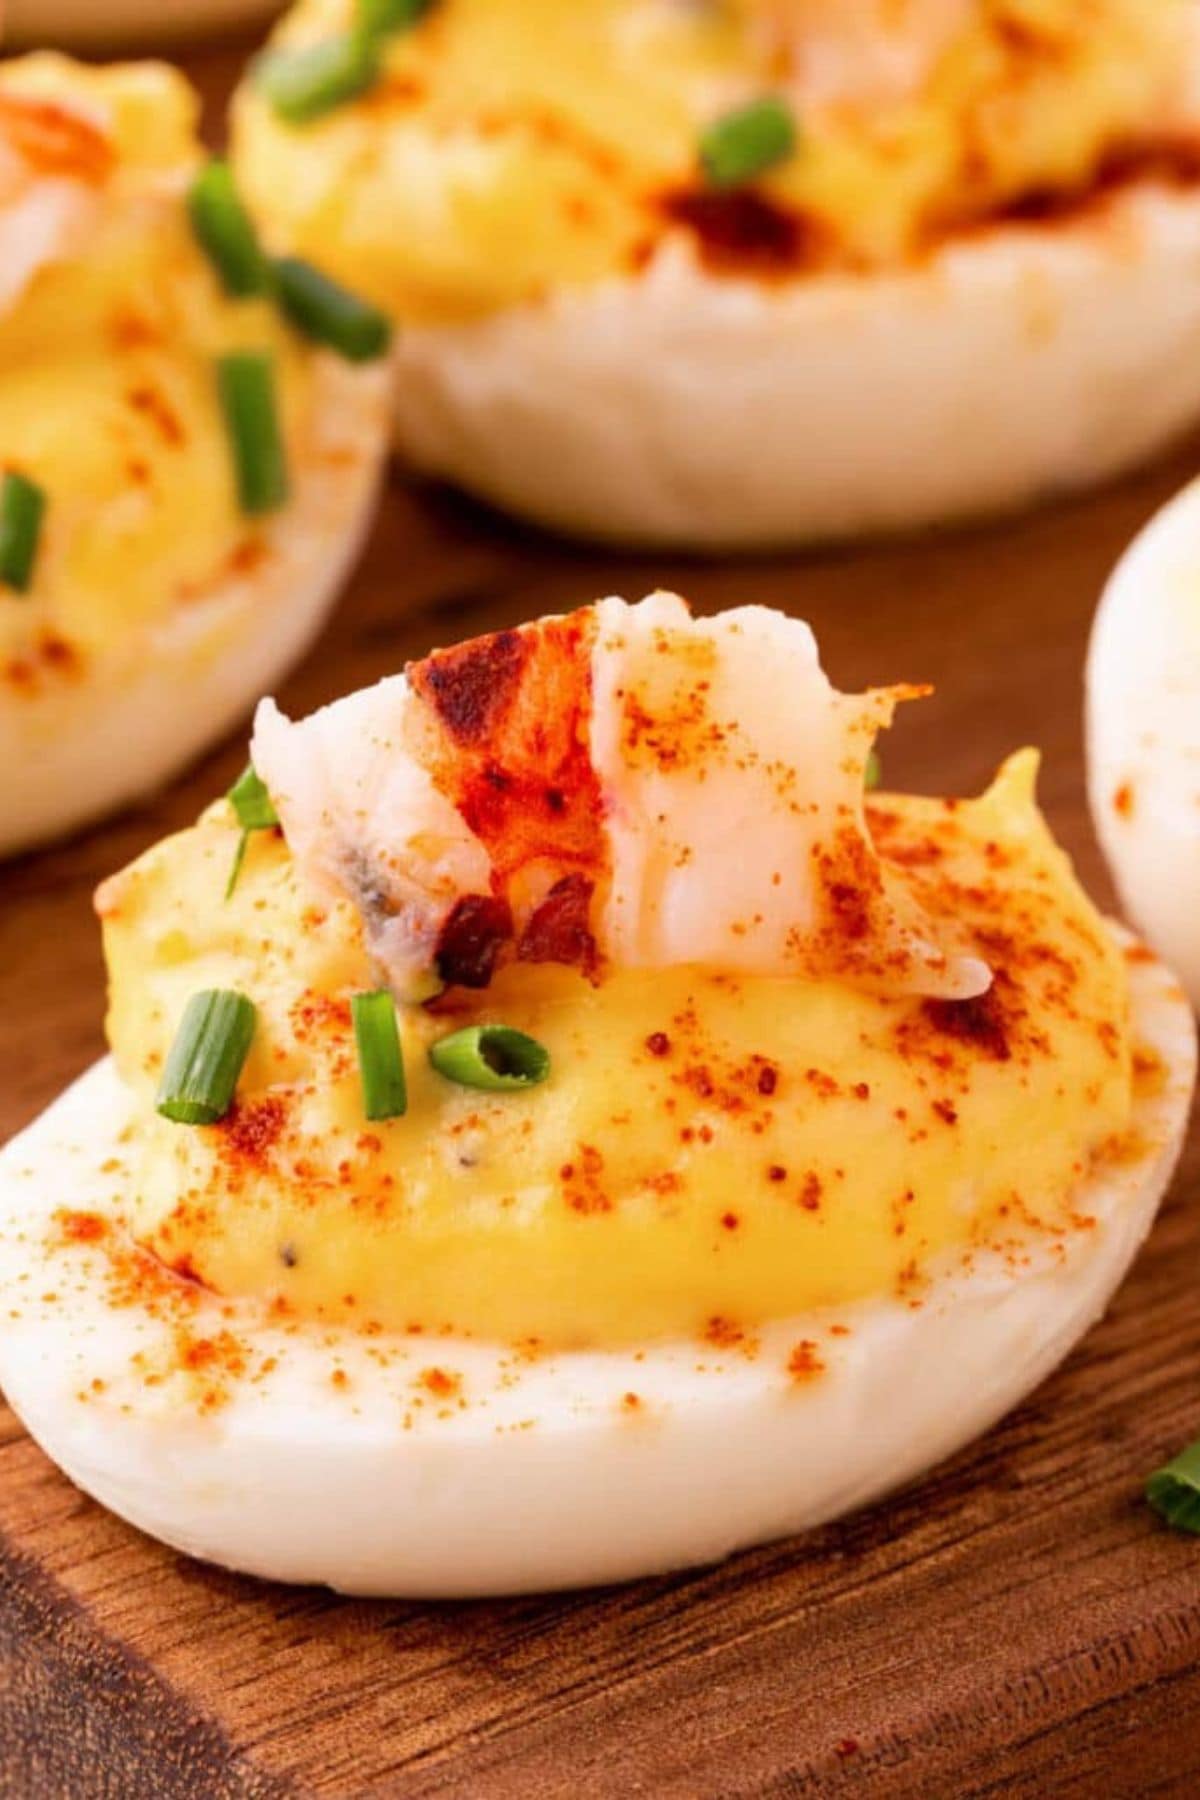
[279,1242,299,1268]
[517,873,598,976]
[921,987,1012,1062]
[409,629,529,746]
[433,893,514,989]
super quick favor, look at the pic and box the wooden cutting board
[3,37,1200,1800]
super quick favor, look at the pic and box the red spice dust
[787,1340,826,1381]
[419,1367,461,1400]
[56,1209,108,1244]
[218,1096,288,1168]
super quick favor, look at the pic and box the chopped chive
[225,833,251,901]
[0,470,45,593]
[1147,1438,1200,1533]
[229,763,278,831]
[225,763,279,899]
[357,0,434,35]
[865,749,882,792]
[429,1024,550,1093]
[699,96,797,190]
[216,351,289,516]
[254,33,380,125]
[352,990,408,1119]
[188,160,269,297]
[157,990,257,1125]
[273,257,392,363]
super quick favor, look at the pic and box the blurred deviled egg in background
[1087,475,1200,1010]
[0,54,391,858]
[234,0,1200,548]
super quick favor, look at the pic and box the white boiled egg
[0,932,1190,1596]
[0,597,1193,1596]
[233,0,1200,547]
[1088,475,1200,1008]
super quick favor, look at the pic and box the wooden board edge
[0,1534,292,1799]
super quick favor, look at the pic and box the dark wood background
[2,34,1200,1800]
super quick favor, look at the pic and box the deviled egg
[0,595,1192,1595]
[0,54,391,857]
[1087,476,1200,1009]
[232,0,1200,547]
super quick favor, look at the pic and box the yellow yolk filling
[99,752,1134,1349]
[0,58,318,686]
[232,0,1189,323]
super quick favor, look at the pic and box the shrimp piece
[0,92,114,186]
[727,0,973,107]
[591,594,988,997]
[253,594,989,1002]
[253,676,493,1002]
[0,92,112,316]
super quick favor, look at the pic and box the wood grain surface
[3,32,1200,1800]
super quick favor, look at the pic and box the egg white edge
[388,177,1200,549]
[1087,472,1200,1010]
[0,349,391,860]
[0,924,1192,1597]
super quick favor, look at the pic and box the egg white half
[0,350,389,859]
[1088,476,1200,1010]
[0,927,1190,1597]
[390,180,1200,548]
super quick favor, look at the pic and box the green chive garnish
[429,1025,550,1093]
[699,96,797,190]
[357,0,434,35]
[229,763,278,831]
[225,764,279,899]
[865,749,882,792]
[216,352,289,515]
[0,470,45,593]
[157,990,257,1125]
[188,160,269,298]
[1147,1438,1200,1533]
[273,257,392,363]
[254,33,380,125]
[352,990,408,1119]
